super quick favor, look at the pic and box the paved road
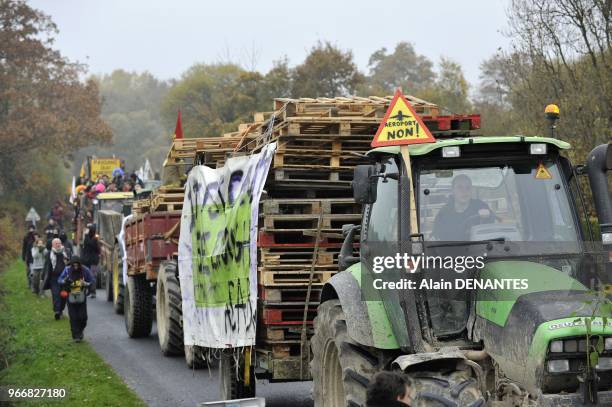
[85,290,314,407]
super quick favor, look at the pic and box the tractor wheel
[185,345,207,369]
[311,299,382,407]
[409,369,485,406]
[219,348,255,400]
[156,262,184,356]
[124,274,152,338]
[113,260,124,314]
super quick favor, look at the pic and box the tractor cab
[316,131,612,406]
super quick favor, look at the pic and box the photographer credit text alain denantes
[370,253,529,290]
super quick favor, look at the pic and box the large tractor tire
[408,369,485,406]
[311,299,382,407]
[124,274,152,338]
[156,262,184,356]
[113,259,124,314]
[185,345,207,369]
[219,348,256,400]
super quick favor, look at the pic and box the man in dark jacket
[44,218,60,246]
[366,371,413,407]
[432,174,495,241]
[58,256,94,342]
[59,232,74,259]
[43,238,69,320]
[81,224,100,299]
[21,225,37,287]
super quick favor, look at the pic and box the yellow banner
[90,159,121,180]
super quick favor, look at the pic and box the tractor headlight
[606,337,612,350]
[530,143,547,155]
[548,359,570,373]
[564,339,578,353]
[596,357,612,371]
[550,340,564,353]
[441,146,461,158]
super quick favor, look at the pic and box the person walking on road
[43,238,69,320]
[81,224,100,299]
[22,225,37,287]
[44,218,60,246]
[30,238,46,295]
[59,231,74,259]
[58,256,94,342]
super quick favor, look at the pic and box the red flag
[174,110,183,139]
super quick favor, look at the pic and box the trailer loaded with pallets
[119,136,241,368]
[118,95,481,389]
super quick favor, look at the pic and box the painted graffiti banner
[178,143,276,348]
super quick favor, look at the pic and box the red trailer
[124,211,180,281]
[122,211,181,341]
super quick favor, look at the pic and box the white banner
[178,143,275,348]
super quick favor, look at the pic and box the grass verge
[0,260,146,406]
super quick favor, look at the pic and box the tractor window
[100,199,125,213]
[418,161,580,248]
[366,158,399,243]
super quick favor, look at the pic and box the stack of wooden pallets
[238,96,440,370]
[245,96,478,374]
[132,136,242,215]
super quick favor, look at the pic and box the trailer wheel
[124,274,152,338]
[219,348,255,400]
[409,369,485,406]
[105,256,113,302]
[156,262,184,356]
[96,268,104,289]
[185,345,207,369]
[113,260,124,314]
[311,299,382,407]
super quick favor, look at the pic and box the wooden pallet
[259,247,340,266]
[258,230,346,247]
[273,95,439,120]
[258,268,335,286]
[257,324,313,341]
[261,213,360,231]
[262,198,360,216]
[259,286,322,304]
[272,150,367,170]
[271,167,353,184]
[260,306,318,325]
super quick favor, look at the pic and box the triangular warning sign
[535,163,552,179]
[371,89,436,147]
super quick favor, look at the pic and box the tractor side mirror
[352,165,378,204]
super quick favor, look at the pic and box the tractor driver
[432,174,496,241]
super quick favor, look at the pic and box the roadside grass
[0,260,146,407]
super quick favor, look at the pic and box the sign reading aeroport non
[371,89,436,148]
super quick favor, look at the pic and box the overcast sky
[30,0,511,87]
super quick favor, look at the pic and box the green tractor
[311,135,612,406]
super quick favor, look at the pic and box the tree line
[0,0,609,259]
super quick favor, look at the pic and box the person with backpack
[30,238,46,295]
[81,224,100,299]
[58,256,94,342]
[22,225,37,287]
